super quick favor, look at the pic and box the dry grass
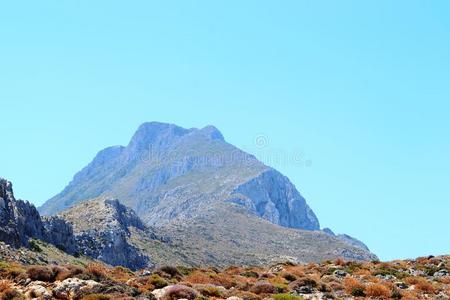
[86,263,108,279]
[343,277,365,296]
[0,288,25,300]
[0,280,12,293]
[365,283,391,299]
[414,280,435,294]
[26,266,55,282]
[185,271,212,285]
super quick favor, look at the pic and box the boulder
[52,278,102,299]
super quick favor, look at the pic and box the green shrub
[198,285,223,297]
[241,271,259,278]
[274,283,289,293]
[28,240,42,253]
[272,293,303,300]
[149,274,168,288]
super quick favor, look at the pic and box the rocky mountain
[38,122,376,265]
[0,178,76,253]
[58,197,152,270]
[40,122,319,231]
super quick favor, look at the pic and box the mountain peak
[127,122,192,152]
[198,125,225,141]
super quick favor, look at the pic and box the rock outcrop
[0,178,77,253]
[58,197,151,270]
[231,169,320,230]
[42,216,77,254]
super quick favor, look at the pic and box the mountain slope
[40,122,319,231]
[39,122,376,263]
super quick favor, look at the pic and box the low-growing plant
[272,293,303,300]
[52,266,72,281]
[27,266,55,282]
[81,294,111,300]
[28,240,42,253]
[344,277,365,296]
[282,272,297,282]
[414,280,435,294]
[109,266,133,283]
[274,283,289,293]
[0,280,12,293]
[198,284,223,297]
[365,283,391,299]
[162,284,197,300]
[158,266,180,277]
[0,262,25,279]
[185,271,212,284]
[288,277,317,290]
[250,281,276,294]
[210,273,235,288]
[0,288,25,300]
[232,290,262,300]
[176,265,193,276]
[149,274,168,289]
[241,270,259,278]
[86,263,108,280]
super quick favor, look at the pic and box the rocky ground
[0,255,448,300]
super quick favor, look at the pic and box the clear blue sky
[1,1,449,261]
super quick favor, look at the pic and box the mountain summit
[39,122,376,265]
[40,122,319,231]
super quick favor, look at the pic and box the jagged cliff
[0,178,76,253]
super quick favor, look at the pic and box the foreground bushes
[0,255,447,300]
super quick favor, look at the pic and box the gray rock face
[40,122,319,232]
[58,197,150,270]
[38,122,377,264]
[0,178,23,247]
[0,178,77,253]
[231,169,319,230]
[42,216,77,254]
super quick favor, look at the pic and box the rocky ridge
[0,179,76,253]
[58,197,154,270]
